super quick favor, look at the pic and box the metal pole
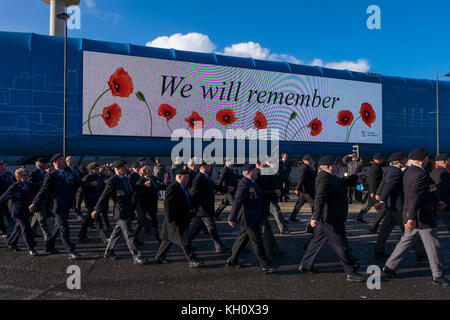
[63,20,67,158]
[436,68,439,155]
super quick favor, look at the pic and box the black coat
[296,163,316,196]
[81,172,105,208]
[134,176,166,214]
[379,165,404,212]
[32,170,74,217]
[312,170,358,225]
[217,166,239,188]
[190,172,226,217]
[95,174,133,220]
[0,182,34,219]
[29,168,47,192]
[367,162,383,195]
[64,166,82,192]
[403,165,438,228]
[160,181,192,245]
[430,166,450,206]
[228,177,263,228]
[127,171,141,193]
[278,160,291,179]
[256,174,278,217]
[186,169,198,191]
[0,171,14,194]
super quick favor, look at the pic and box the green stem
[284,119,292,140]
[290,125,308,141]
[166,121,172,134]
[143,101,153,137]
[87,88,110,135]
[346,116,361,142]
[83,114,102,125]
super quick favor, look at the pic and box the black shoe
[306,225,315,234]
[262,264,277,274]
[298,266,318,274]
[356,215,367,223]
[8,245,20,252]
[369,227,378,234]
[215,216,222,221]
[44,247,59,254]
[29,249,38,256]
[216,247,230,254]
[383,266,397,278]
[225,258,241,268]
[78,237,91,243]
[189,260,203,268]
[432,276,450,287]
[416,255,427,263]
[284,196,290,201]
[374,251,389,259]
[346,272,367,282]
[69,252,81,260]
[272,251,286,257]
[134,239,145,246]
[134,257,148,265]
[154,256,170,264]
[289,217,298,222]
[104,252,120,260]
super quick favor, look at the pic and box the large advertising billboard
[82,51,382,143]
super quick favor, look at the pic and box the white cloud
[222,41,302,64]
[311,58,371,72]
[146,32,216,53]
[85,0,95,8]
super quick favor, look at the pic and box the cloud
[311,58,371,72]
[146,32,216,53]
[222,41,302,64]
[85,0,95,8]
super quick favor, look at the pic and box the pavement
[1,195,450,300]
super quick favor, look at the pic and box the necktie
[121,177,130,194]
[181,185,190,204]
[60,170,69,185]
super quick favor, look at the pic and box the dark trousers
[101,211,111,229]
[358,196,375,217]
[215,192,234,216]
[134,205,160,242]
[229,225,271,267]
[106,218,141,259]
[375,209,426,257]
[79,207,108,242]
[261,216,281,255]
[189,216,224,250]
[75,188,84,214]
[0,203,12,234]
[8,217,35,250]
[46,213,75,254]
[280,178,290,199]
[300,222,356,274]
[290,192,314,219]
[156,240,196,262]
[370,204,387,231]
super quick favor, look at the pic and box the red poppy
[102,103,122,128]
[216,109,237,126]
[359,102,376,127]
[158,104,177,121]
[108,67,134,98]
[336,110,354,126]
[308,118,322,136]
[185,111,204,129]
[253,111,268,129]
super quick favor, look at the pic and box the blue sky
[1,0,450,80]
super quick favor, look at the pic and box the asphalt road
[1,196,450,300]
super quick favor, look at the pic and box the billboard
[82,51,382,143]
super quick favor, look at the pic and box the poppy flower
[359,102,376,127]
[216,109,237,126]
[308,118,322,136]
[158,104,177,121]
[108,67,134,98]
[253,112,268,129]
[185,111,204,129]
[336,110,354,127]
[102,103,122,128]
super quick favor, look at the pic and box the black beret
[373,153,383,160]
[50,153,64,163]
[303,154,312,161]
[318,156,338,166]
[242,164,257,172]
[408,148,428,161]
[435,153,448,161]
[388,152,406,162]
[112,159,127,168]
[87,162,100,170]
[175,168,190,175]
[37,157,50,163]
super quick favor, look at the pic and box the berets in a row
[242,163,257,172]
[303,154,312,161]
[373,153,383,160]
[388,152,406,162]
[409,148,428,161]
[318,156,338,166]
[87,162,100,171]
[435,153,448,161]
[112,159,127,168]
[50,153,64,163]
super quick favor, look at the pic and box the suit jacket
[81,172,105,208]
[430,166,450,207]
[186,169,198,191]
[379,165,404,212]
[403,165,438,228]
[0,182,34,219]
[190,172,226,217]
[0,171,14,195]
[64,165,82,193]
[296,163,316,196]
[127,171,141,193]
[217,166,238,189]
[29,168,47,192]
[312,170,358,225]
[228,177,263,228]
[278,160,291,179]
[135,176,166,214]
[95,174,133,220]
[256,174,279,216]
[367,162,383,194]
[32,170,74,216]
[376,167,389,196]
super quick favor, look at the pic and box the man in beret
[29,153,80,260]
[430,153,450,231]
[299,156,367,281]
[357,153,384,223]
[92,160,146,264]
[0,160,15,238]
[373,152,426,260]
[64,156,83,221]
[78,162,108,244]
[226,164,277,274]
[343,153,364,203]
[29,157,52,241]
[278,153,291,201]
[215,158,239,220]
[155,168,202,268]
[383,149,449,287]
[290,155,316,232]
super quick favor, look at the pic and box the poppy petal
[108,67,134,98]
[216,109,237,126]
[102,103,122,128]
[158,104,177,122]
[336,110,354,127]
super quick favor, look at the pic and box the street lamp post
[435,69,450,155]
[57,12,70,158]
